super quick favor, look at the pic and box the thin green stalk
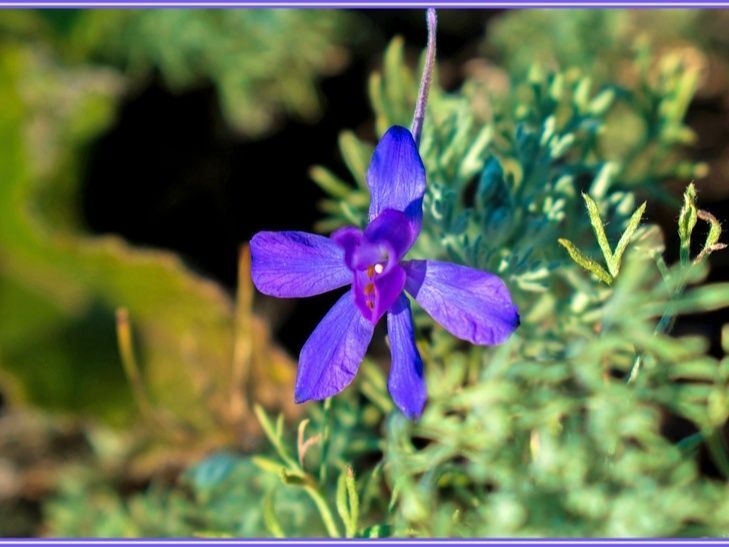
[319,397,333,483]
[304,485,341,538]
[628,262,689,384]
[706,430,729,480]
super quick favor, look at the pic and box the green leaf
[309,166,353,199]
[253,405,298,471]
[336,466,359,538]
[336,470,350,536]
[185,452,239,491]
[254,405,279,448]
[589,87,615,116]
[280,469,310,487]
[383,36,409,127]
[582,193,615,274]
[369,36,417,136]
[338,131,373,190]
[251,456,285,476]
[262,490,285,538]
[558,238,613,286]
[590,162,619,200]
[644,283,729,316]
[345,467,360,536]
[193,531,234,538]
[360,524,392,538]
[695,209,727,263]
[458,126,493,180]
[701,210,723,249]
[574,77,592,114]
[612,201,647,274]
[550,133,575,159]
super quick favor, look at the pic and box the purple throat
[332,208,414,324]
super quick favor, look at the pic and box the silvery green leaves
[559,193,647,286]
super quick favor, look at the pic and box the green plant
[41,11,729,539]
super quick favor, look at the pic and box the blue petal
[364,208,418,262]
[367,126,426,233]
[295,290,375,402]
[251,231,351,298]
[404,260,520,345]
[331,226,363,271]
[387,295,426,419]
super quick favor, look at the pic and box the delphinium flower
[250,10,519,419]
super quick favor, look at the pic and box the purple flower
[250,126,519,419]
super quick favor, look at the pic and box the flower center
[330,215,409,324]
[363,262,386,310]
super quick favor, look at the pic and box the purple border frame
[0,1,728,6]
[0,538,729,547]
[0,1,727,545]
[4,540,729,545]
[4,541,729,545]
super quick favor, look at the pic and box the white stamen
[374,263,384,274]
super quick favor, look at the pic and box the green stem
[319,398,333,483]
[627,355,642,385]
[706,430,729,480]
[304,485,341,538]
[676,431,704,454]
[628,264,688,384]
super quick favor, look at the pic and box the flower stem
[706,429,729,480]
[318,397,333,483]
[411,8,437,146]
[304,485,341,538]
[115,308,154,420]
[627,259,688,384]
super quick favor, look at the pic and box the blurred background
[0,8,728,536]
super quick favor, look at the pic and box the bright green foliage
[36,10,729,539]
